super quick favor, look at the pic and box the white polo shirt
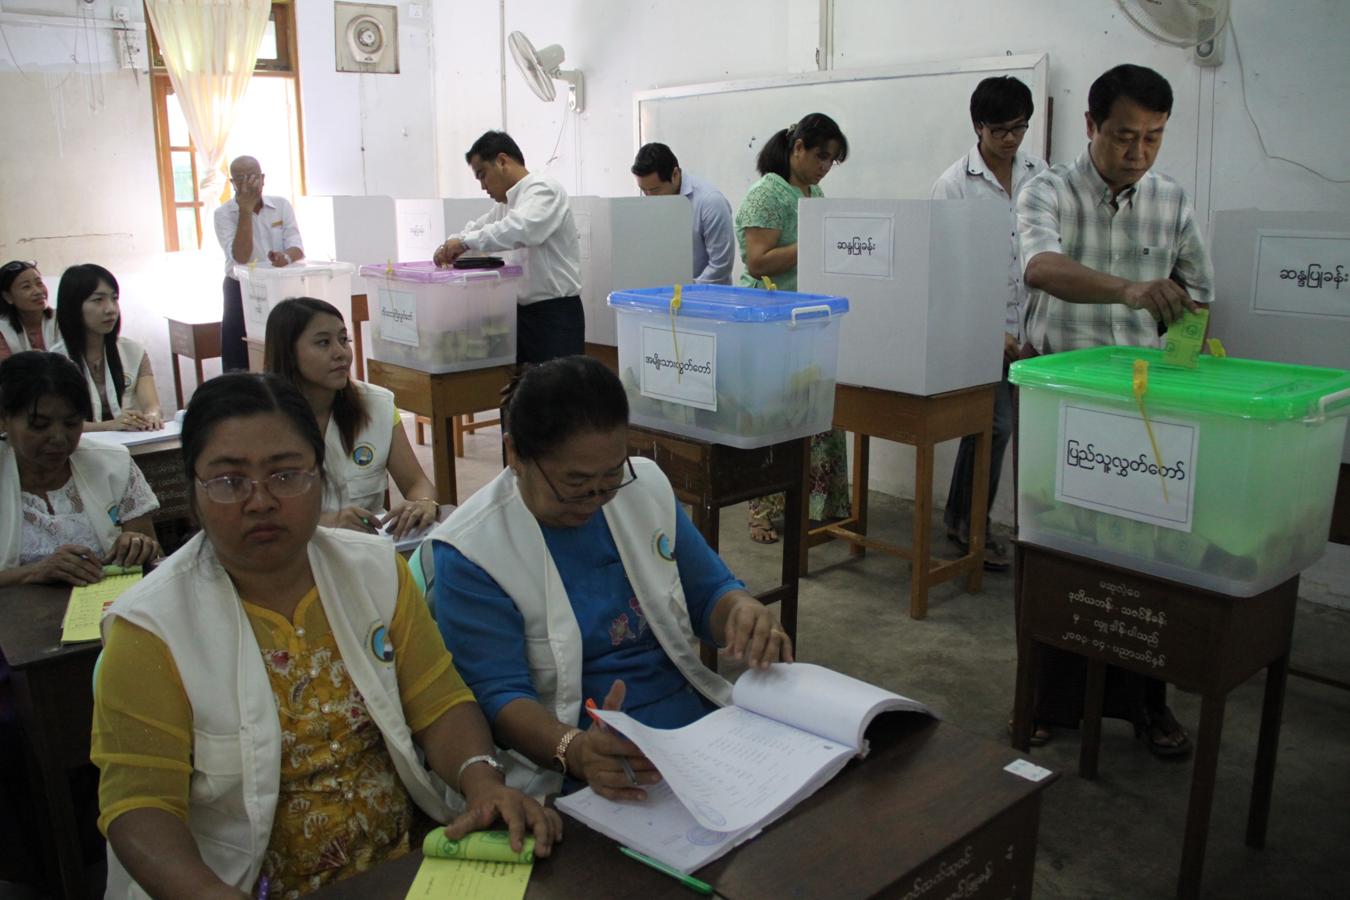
[213,195,304,277]
[931,144,1046,341]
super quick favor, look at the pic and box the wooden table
[1331,462,1350,546]
[127,434,195,555]
[0,584,100,900]
[367,359,514,505]
[807,382,996,619]
[350,292,368,381]
[315,718,1057,900]
[165,318,221,408]
[1011,542,1296,900]
[585,342,618,373]
[626,426,806,660]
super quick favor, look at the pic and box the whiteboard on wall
[635,54,1049,282]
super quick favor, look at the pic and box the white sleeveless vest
[321,381,396,515]
[0,313,63,356]
[100,527,459,899]
[80,336,147,421]
[0,438,130,567]
[427,456,733,796]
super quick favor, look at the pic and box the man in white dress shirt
[631,143,735,284]
[931,76,1046,571]
[435,131,583,365]
[213,155,304,371]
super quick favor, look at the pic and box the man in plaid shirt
[1014,65,1210,757]
[1018,64,1214,354]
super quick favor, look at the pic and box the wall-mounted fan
[335,2,398,74]
[1117,0,1230,65]
[508,31,584,112]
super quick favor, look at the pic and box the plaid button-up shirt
[1017,149,1214,353]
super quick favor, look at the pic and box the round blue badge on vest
[653,531,675,561]
[106,503,121,525]
[369,624,394,664]
[352,443,375,467]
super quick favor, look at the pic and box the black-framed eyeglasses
[981,121,1030,140]
[534,457,638,505]
[1,260,36,275]
[195,467,319,504]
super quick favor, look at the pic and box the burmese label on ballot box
[638,324,718,411]
[1056,403,1198,532]
[377,288,420,346]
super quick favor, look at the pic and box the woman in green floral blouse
[735,113,851,543]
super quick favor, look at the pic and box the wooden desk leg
[194,357,206,394]
[432,413,458,506]
[967,423,991,594]
[779,447,804,647]
[1178,692,1226,900]
[1079,659,1106,780]
[797,440,813,579]
[1011,641,1038,752]
[1247,653,1289,849]
[850,432,870,560]
[909,441,935,619]
[687,491,723,671]
[354,328,365,382]
[171,353,185,409]
[12,669,87,900]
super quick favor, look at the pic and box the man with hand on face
[631,143,734,284]
[1018,64,1213,354]
[435,131,583,365]
[213,155,304,371]
[1014,64,1214,758]
[931,76,1046,571]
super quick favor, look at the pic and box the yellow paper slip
[404,856,532,900]
[61,573,143,643]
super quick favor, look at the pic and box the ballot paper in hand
[556,663,934,873]
[1162,306,1209,369]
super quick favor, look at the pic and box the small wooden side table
[166,318,221,408]
[806,382,996,619]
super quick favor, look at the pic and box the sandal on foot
[1136,705,1192,759]
[749,520,780,544]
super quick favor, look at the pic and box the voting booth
[798,198,1008,395]
[1010,347,1350,596]
[360,261,521,373]
[295,195,396,300]
[234,260,356,342]
[610,284,849,449]
[572,196,692,348]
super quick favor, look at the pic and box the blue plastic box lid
[608,284,849,322]
[359,260,523,283]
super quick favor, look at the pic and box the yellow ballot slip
[405,830,533,900]
[61,571,143,643]
[1162,306,1209,369]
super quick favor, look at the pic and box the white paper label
[244,277,270,328]
[377,287,419,347]
[1251,229,1350,319]
[1004,759,1052,783]
[1055,402,1198,532]
[822,214,893,278]
[638,324,717,411]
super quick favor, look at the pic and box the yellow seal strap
[668,283,683,382]
[1132,359,1169,504]
[1206,337,1227,358]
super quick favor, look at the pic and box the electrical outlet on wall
[113,5,129,21]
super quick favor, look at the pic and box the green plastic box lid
[1008,346,1350,421]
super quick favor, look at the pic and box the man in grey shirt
[632,143,734,284]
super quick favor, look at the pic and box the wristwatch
[456,753,505,791]
[553,728,584,776]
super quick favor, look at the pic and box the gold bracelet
[553,728,583,776]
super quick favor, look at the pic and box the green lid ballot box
[234,260,356,342]
[609,285,849,449]
[1009,347,1350,596]
[359,261,522,373]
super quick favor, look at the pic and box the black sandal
[1136,705,1192,759]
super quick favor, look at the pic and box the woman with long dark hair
[265,297,439,538]
[55,263,162,432]
[735,113,852,543]
[0,260,62,360]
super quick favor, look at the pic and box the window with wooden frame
[148,1,307,252]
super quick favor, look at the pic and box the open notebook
[555,663,933,873]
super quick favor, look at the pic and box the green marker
[619,846,713,895]
[101,565,143,576]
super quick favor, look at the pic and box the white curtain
[145,0,270,215]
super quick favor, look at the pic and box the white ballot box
[572,196,692,348]
[798,198,1008,395]
[295,195,396,299]
[234,260,355,341]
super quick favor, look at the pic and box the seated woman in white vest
[93,373,559,900]
[265,297,439,539]
[55,263,163,432]
[0,351,162,590]
[0,260,63,360]
[430,356,793,802]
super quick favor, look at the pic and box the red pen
[586,698,639,787]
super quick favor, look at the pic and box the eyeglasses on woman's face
[534,456,638,505]
[195,467,319,504]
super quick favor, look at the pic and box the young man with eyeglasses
[931,76,1047,571]
[213,156,304,372]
